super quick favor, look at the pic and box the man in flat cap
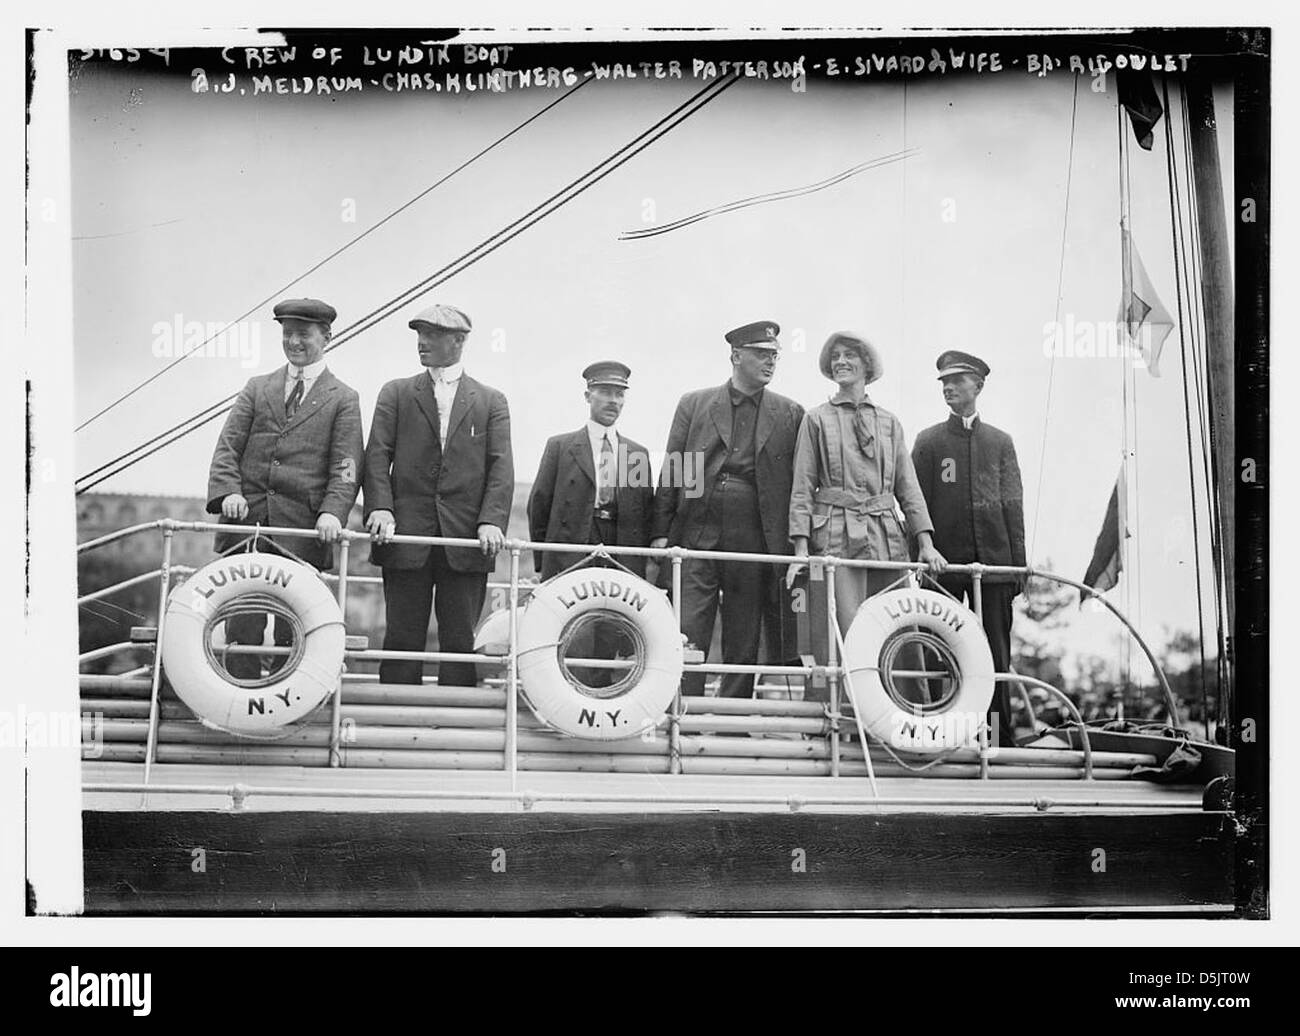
[363,304,514,687]
[912,350,1027,744]
[207,297,364,679]
[652,321,805,697]
[528,361,655,687]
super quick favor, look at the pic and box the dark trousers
[380,547,487,687]
[679,479,769,698]
[937,575,1018,746]
[224,612,292,680]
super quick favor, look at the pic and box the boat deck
[83,760,1212,815]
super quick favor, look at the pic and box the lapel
[413,373,441,442]
[755,388,778,456]
[283,368,335,432]
[568,427,595,486]
[267,367,288,426]
[709,382,732,449]
[445,373,477,445]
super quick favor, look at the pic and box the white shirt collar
[587,420,619,450]
[288,358,327,382]
[962,411,980,430]
[427,362,464,384]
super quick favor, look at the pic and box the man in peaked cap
[528,361,655,583]
[207,297,364,679]
[363,303,514,687]
[651,320,805,698]
[912,349,1027,744]
[528,361,656,688]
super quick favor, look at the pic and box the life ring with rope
[841,588,995,754]
[515,566,682,740]
[160,552,345,739]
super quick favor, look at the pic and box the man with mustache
[651,321,804,698]
[528,361,655,689]
[912,350,1027,745]
[528,361,655,582]
[363,304,514,688]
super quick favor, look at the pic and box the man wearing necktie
[912,350,1027,745]
[528,361,654,581]
[651,321,805,698]
[206,297,364,680]
[528,362,655,688]
[363,304,514,687]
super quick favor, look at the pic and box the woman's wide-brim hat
[819,331,882,384]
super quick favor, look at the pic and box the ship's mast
[1183,75,1236,726]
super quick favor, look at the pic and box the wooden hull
[81,766,1236,915]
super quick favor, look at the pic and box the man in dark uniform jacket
[651,320,805,698]
[363,304,514,687]
[911,350,1026,744]
[207,297,364,679]
[527,361,655,581]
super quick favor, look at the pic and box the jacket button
[273,459,280,465]
[268,489,275,495]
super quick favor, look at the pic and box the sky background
[67,44,1235,668]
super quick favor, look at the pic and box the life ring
[160,552,346,739]
[841,588,994,754]
[516,567,682,740]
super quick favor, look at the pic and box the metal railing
[77,518,1181,791]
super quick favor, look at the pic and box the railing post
[971,563,984,627]
[825,560,840,778]
[670,549,683,775]
[507,547,521,790]
[329,535,351,768]
[142,523,175,791]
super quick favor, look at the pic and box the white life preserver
[841,588,994,754]
[516,567,682,740]
[160,552,345,739]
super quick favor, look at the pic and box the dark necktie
[597,433,615,507]
[287,374,304,417]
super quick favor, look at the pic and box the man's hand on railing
[477,523,505,557]
[366,509,397,543]
[315,513,342,543]
[650,537,668,551]
[221,494,249,520]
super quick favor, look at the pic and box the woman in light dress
[786,331,947,634]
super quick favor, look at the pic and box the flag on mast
[1117,69,1164,151]
[1118,230,1175,377]
[1083,464,1129,594]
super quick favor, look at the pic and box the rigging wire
[76,73,742,494]
[1116,97,1133,711]
[1160,74,1212,738]
[1028,71,1080,561]
[75,76,594,434]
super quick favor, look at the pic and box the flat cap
[582,361,631,389]
[273,298,337,326]
[724,320,780,350]
[936,350,990,380]
[409,304,472,333]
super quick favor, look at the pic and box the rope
[75,73,741,493]
[617,148,918,240]
[1029,72,1079,559]
[1160,74,1212,739]
[74,76,593,433]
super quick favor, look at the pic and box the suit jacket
[911,413,1026,582]
[527,428,655,581]
[363,371,514,572]
[206,366,364,570]
[651,381,805,555]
